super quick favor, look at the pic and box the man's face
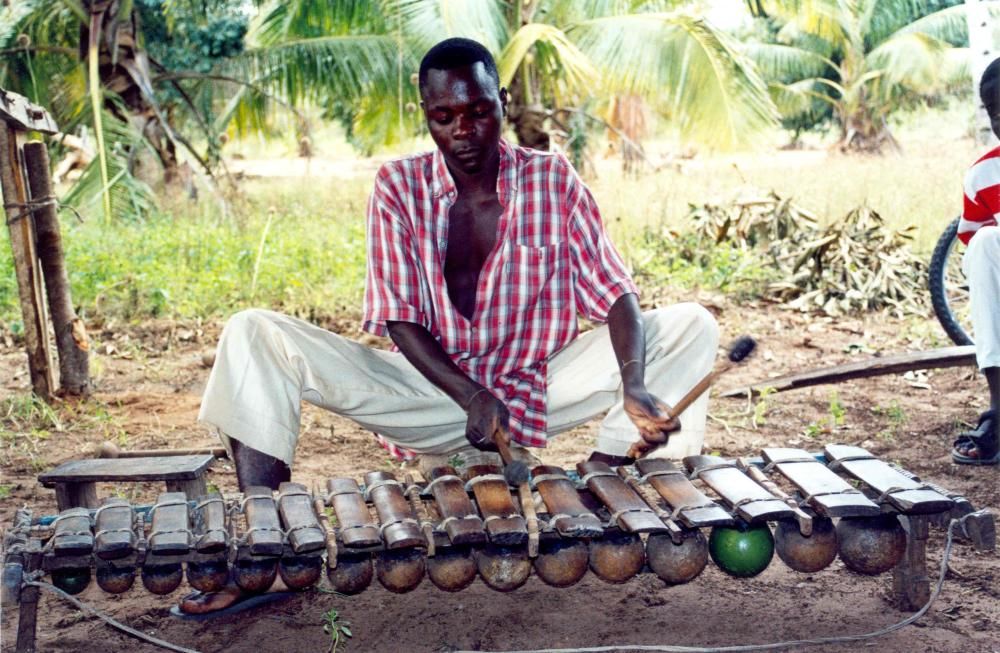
[421,63,507,175]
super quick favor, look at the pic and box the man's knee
[645,302,719,348]
[968,226,1000,260]
[220,308,279,345]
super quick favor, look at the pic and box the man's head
[982,56,1000,139]
[419,38,508,176]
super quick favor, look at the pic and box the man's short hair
[982,56,1000,118]
[418,38,500,93]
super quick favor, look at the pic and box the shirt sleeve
[960,188,998,246]
[362,167,429,337]
[566,171,639,323]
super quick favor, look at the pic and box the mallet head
[503,459,530,486]
[727,335,757,363]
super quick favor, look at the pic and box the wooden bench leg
[15,584,39,653]
[892,515,930,611]
[53,482,98,511]
[166,477,207,499]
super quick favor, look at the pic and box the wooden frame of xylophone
[2,445,995,653]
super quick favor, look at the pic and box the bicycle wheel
[928,217,974,346]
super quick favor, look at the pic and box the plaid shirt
[363,138,638,455]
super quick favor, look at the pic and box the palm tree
[233,0,778,153]
[745,0,975,151]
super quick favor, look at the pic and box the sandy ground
[0,293,997,653]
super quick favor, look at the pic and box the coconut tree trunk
[505,0,551,150]
[23,141,91,396]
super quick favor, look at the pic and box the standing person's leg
[954,227,1000,464]
[199,309,475,489]
[547,303,719,458]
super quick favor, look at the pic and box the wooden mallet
[627,335,757,460]
[96,441,228,459]
[492,428,530,486]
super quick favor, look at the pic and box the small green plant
[828,391,846,427]
[751,387,777,428]
[0,485,12,500]
[321,608,352,653]
[446,453,465,471]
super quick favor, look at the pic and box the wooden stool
[38,455,214,510]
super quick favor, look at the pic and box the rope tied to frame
[3,195,83,225]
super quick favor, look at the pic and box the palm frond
[389,0,509,54]
[570,11,777,148]
[742,42,833,79]
[887,4,972,45]
[498,23,596,90]
[866,31,958,93]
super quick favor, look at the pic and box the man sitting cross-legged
[182,37,718,613]
[951,56,1000,466]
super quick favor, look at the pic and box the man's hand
[464,389,510,452]
[623,388,680,457]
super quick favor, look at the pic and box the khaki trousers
[199,303,718,466]
[964,226,1000,370]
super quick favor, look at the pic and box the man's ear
[499,87,509,115]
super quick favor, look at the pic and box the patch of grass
[321,607,352,653]
[750,386,777,429]
[0,484,12,500]
[872,400,908,441]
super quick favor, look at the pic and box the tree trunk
[968,0,1000,145]
[23,141,91,397]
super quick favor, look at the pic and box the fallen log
[720,346,976,398]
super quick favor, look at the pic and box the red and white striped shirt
[363,138,638,453]
[960,145,1000,245]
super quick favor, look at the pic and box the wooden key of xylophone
[464,465,527,546]
[634,458,732,528]
[364,471,426,550]
[577,461,668,534]
[824,445,953,515]
[684,455,796,524]
[93,497,139,594]
[530,465,603,538]
[49,507,93,595]
[326,478,380,548]
[143,492,189,595]
[276,482,324,590]
[761,448,879,518]
[186,492,229,593]
[234,487,282,592]
[425,466,487,546]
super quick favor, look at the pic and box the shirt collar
[431,138,518,203]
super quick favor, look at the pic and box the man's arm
[386,320,508,450]
[600,291,680,463]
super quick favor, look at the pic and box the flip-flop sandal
[952,410,999,465]
[169,591,297,621]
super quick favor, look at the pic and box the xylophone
[3,446,995,652]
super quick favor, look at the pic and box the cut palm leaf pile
[686,191,927,317]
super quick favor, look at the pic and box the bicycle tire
[928,216,974,346]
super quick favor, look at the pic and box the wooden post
[892,515,931,611]
[0,89,63,400]
[0,122,53,398]
[23,141,90,396]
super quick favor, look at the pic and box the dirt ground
[0,293,997,653]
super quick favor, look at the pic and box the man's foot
[179,583,244,614]
[179,574,290,615]
[952,409,1000,465]
[587,451,634,467]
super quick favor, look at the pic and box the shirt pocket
[506,242,570,311]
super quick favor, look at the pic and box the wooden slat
[425,467,486,546]
[464,465,527,546]
[326,478,380,548]
[722,346,976,398]
[530,465,603,537]
[192,492,227,553]
[52,507,93,557]
[0,91,59,133]
[242,486,283,556]
[634,459,732,528]
[148,492,190,556]
[364,471,426,549]
[762,448,880,518]
[39,455,214,484]
[94,498,135,560]
[683,456,795,524]
[823,445,953,515]
[278,482,325,554]
[576,461,667,533]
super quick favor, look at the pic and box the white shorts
[198,303,718,466]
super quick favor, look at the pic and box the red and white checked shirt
[363,138,638,455]
[961,145,1000,245]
